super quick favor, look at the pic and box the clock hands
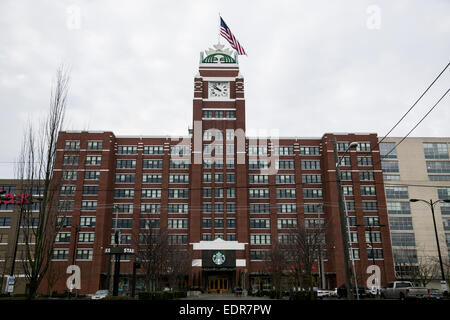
[213,85,222,92]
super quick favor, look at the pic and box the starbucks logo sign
[212,251,226,265]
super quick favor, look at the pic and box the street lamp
[333,139,358,300]
[410,198,450,294]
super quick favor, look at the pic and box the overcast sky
[0,0,449,178]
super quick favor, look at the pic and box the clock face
[208,81,229,99]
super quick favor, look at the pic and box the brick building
[37,44,395,295]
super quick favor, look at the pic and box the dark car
[337,284,367,299]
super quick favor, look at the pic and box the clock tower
[189,44,249,292]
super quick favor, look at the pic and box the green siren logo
[212,251,226,265]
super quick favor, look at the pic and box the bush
[269,290,283,299]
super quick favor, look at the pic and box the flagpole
[218,13,221,44]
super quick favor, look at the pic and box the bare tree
[166,249,192,291]
[135,224,171,292]
[264,240,291,298]
[15,65,69,299]
[45,263,64,296]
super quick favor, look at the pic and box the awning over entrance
[190,238,247,250]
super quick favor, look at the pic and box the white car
[91,290,110,300]
[315,288,330,298]
[329,288,338,297]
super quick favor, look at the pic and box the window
[275,146,295,156]
[76,249,93,261]
[169,189,188,199]
[303,203,323,214]
[87,141,103,150]
[115,174,135,183]
[250,234,271,245]
[63,170,77,181]
[385,186,409,199]
[250,219,270,229]
[143,146,163,155]
[277,203,297,213]
[203,188,212,198]
[85,156,101,166]
[57,216,72,227]
[226,158,234,169]
[393,249,418,264]
[438,187,450,200]
[360,171,374,181]
[65,140,80,150]
[141,204,161,214]
[340,171,352,181]
[214,202,224,213]
[249,189,269,198]
[110,234,132,245]
[58,200,74,211]
[202,110,213,118]
[214,218,224,229]
[202,234,212,241]
[169,160,190,169]
[142,159,162,169]
[112,218,133,229]
[384,174,400,181]
[339,156,351,167]
[84,170,100,180]
[116,159,136,169]
[360,186,376,196]
[391,233,415,247]
[362,201,378,211]
[249,175,269,184]
[202,203,212,213]
[423,143,449,159]
[169,174,189,184]
[81,200,97,211]
[139,219,160,229]
[226,129,235,141]
[117,146,137,154]
[80,216,96,227]
[387,202,411,214]
[364,216,380,226]
[300,146,319,155]
[114,203,134,214]
[114,189,135,198]
[303,174,323,184]
[440,202,450,215]
[170,145,191,156]
[141,189,162,199]
[365,231,381,243]
[303,189,323,199]
[301,160,320,170]
[226,218,236,228]
[276,188,296,199]
[368,249,384,260]
[348,232,358,243]
[380,142,397,159]
[248,146,267,156]
[382,161,399,173]
[168,203,188,214]
[202,218,212,228]
[250,203,270,214]
[226,173,235,183]
[82,185,99,195]
[226,144,234,155]
[356,142,371,152]
[78,232,95,243]
[276,160,295,170]
[55,232,71,243]
[63,155,78,166]
[143,174,163,184]
[357,156,373,166]
[226,234,236,241]
[60,185,76,196]
[226,203,236,214]
[214,173,224,183]
[277,175,296,184]
[342,186,354,196]
[250,250,269,261]
[53,249,69,260]
[349,249,360,260]
[248,160,268,170]
[389,217,413,230]
[277,218,297,229]
[442,218,450,231]
[426,161,450,173]
[305,218,325,229]
[168,219,188,229]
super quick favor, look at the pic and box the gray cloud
[0,0,449,177]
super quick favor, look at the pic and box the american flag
[220,17,247,56]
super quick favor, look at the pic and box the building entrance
[208,275,231,293]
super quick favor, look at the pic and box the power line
[377,62,450,147]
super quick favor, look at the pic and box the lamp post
[410,198,450,294]
[333,139,358,300]
[112,205,121,296]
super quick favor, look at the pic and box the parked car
[366,286,381,297]
[329,288,338,297]
[381,281,428,300]
[337,284,367,299]
[91,290,110,300]
[427,289,442,300]
[313,288,330,299]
